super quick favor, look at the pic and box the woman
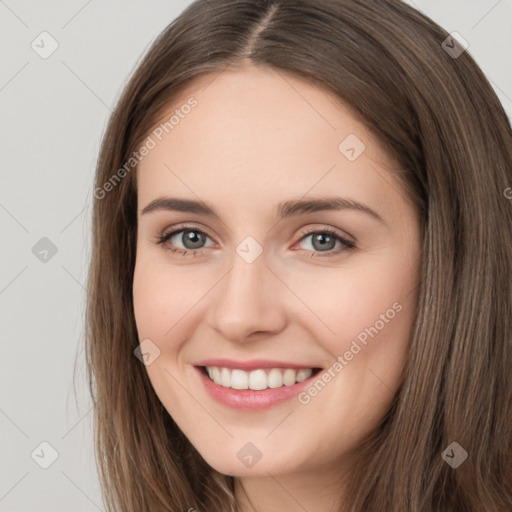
[85,0,512,510]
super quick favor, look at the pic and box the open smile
[194,361,323,410]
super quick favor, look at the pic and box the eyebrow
[140,196,385,224]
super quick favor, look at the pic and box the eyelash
[154,223,356,258]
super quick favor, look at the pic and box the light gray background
[1,1,511,510]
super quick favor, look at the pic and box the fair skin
[132,64,422,511]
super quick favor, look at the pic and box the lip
[193,363,323,410]
[195,358,320,371]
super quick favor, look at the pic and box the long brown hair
[85,1,512,510]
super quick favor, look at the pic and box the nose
[206,250,287,343]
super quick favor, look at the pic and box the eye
[155,225,214,256]
[155,225,356,258]
[293,228,356,258]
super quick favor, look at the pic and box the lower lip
[195,366,320,410]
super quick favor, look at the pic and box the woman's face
[132,65,422,479]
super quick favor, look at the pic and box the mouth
[198,365,323,390]
[193,362,324,410]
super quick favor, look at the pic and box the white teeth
[282,369,296,386]
[212,367,221,385]
[296,368,312,382]
[267,368,283,388]
[221,367,231,387]
[249,369,267,390]
[204,366,314,390]
[230,369,248,390]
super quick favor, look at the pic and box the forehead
[136,65,398,217]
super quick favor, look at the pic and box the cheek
[290,264,417,413]
[286,261,415,347]
[132,257,210,339]
[132,259,205,412]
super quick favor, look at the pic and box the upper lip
[194,358,322,371]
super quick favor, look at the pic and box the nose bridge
[221,246,271,314]
[207,242,286,341]
[223,232,270,298]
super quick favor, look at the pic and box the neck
[233,462,349,512]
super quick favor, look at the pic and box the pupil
[183,230,205,249]
[313,233,335,251]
